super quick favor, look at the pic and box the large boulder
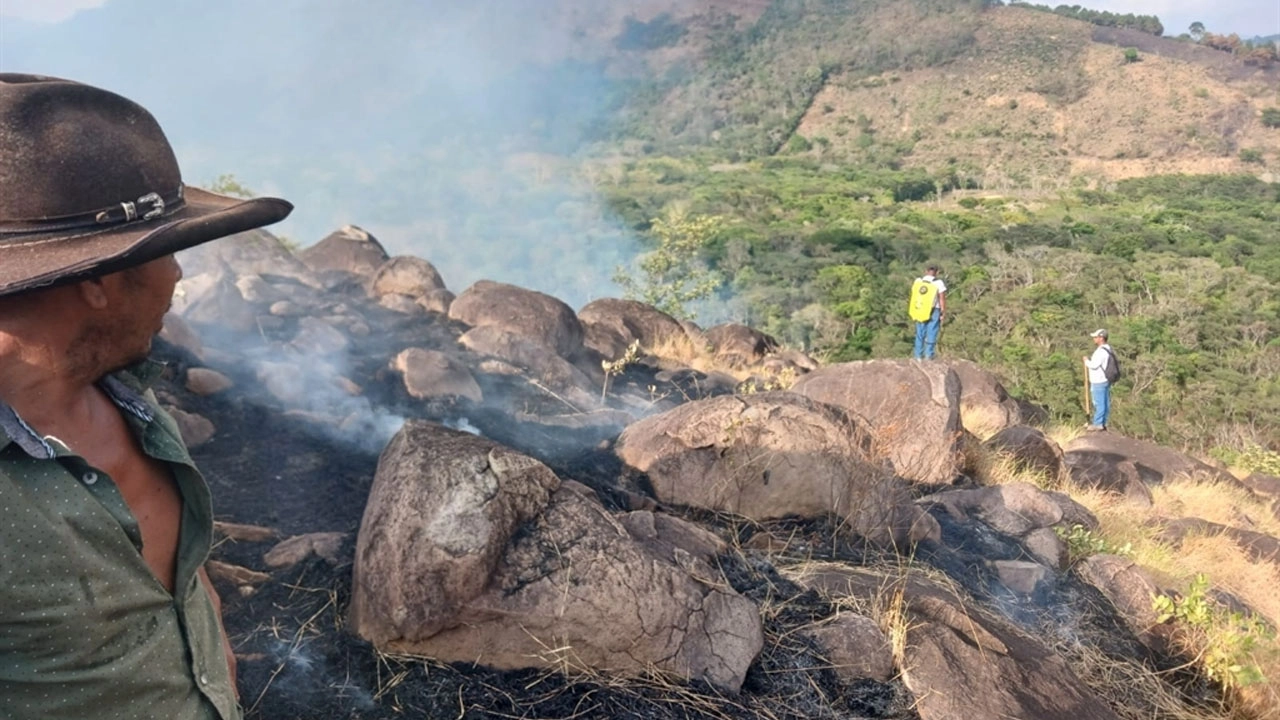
[985,425,1065,480]
[1241,472,1280,523]
[350,422,560,641]
[703,323,779,369]
[920,482,1066,537]
[1158,517,1280,570]
[577,298,689,361]
[350,422,763,691]
[792,566,1121,720]
[391,348,483,403]
[1075,555,1176,656]
[174,270,258,334]
[160,312,204,359]
[1241,472,1280,504]
[1064,434,1237,489]
[450,280,584,359]
[615,391,939,546]
[945,359,1024,436]
[297,225,389,277]
[177,228,320,288]
[804,614,895,683]
[418,288,456,315]
[458,326,598,409]
[791,360,963,485]
[369,256,448,300]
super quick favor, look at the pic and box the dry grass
[1051,638,1231,720]
[1151,474,1280,540]
[962,438,1063,489]
[1046,422,1085,450]
[1059,474,1280,720]
[947,431,1280,719]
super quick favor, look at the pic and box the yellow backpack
[908,278,939,322]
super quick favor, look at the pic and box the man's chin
[105,345,153,377]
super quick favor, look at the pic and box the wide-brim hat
[0,73,292,298]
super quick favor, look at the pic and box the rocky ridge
[165,226,1278,720]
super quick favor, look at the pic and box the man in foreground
[909,265,947,360]
[0,74,292,719]
[1083,328,1118,431]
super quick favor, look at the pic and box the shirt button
[199,673,209,686]
[82,472,99,486]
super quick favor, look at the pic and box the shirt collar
[0,360,161,459]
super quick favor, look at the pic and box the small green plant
[601,340,641,402]
[1153,574,1273,690]
[1238,446,1280,475]
[1056,524,1131,564]
[1193,87,1209,98]
[1261,107,1280,129]
[1123,47,1140,63]
[1211,445,1280,474]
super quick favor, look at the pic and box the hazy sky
[0,0,106,23]
[1090,0,1279,39]
[0,0,1276,37]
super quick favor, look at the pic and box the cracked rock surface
[350,420,762,691]
[616,391,938,547]
[792,360,964,485]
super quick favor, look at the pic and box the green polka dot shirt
[0,362,239,720]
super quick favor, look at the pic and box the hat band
[0,186,187,237]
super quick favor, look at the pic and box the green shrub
[1238,447,1280,475]
[1239,148,1264,164]
[1262,107,1280,128]
[1055,524,1130,565]
[1153,574,1273,690]
[785,134,813,153]
[1123,47,1140,63]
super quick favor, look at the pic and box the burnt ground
[157,331,920,720]
[154,305,1223,719]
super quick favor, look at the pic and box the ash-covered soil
[163,337,921,720]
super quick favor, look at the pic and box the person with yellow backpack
[909,265,947,360]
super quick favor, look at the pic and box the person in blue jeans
[912,266,947,360]
[1083,328,1114,431]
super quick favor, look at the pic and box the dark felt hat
[0,73,292,297]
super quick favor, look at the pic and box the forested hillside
[604,162,1279,452]
[591,0,1280,457]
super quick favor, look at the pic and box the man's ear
[75,277,111,310]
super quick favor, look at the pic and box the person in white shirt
[1082,328,1115,431]
[912,266,947,360]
